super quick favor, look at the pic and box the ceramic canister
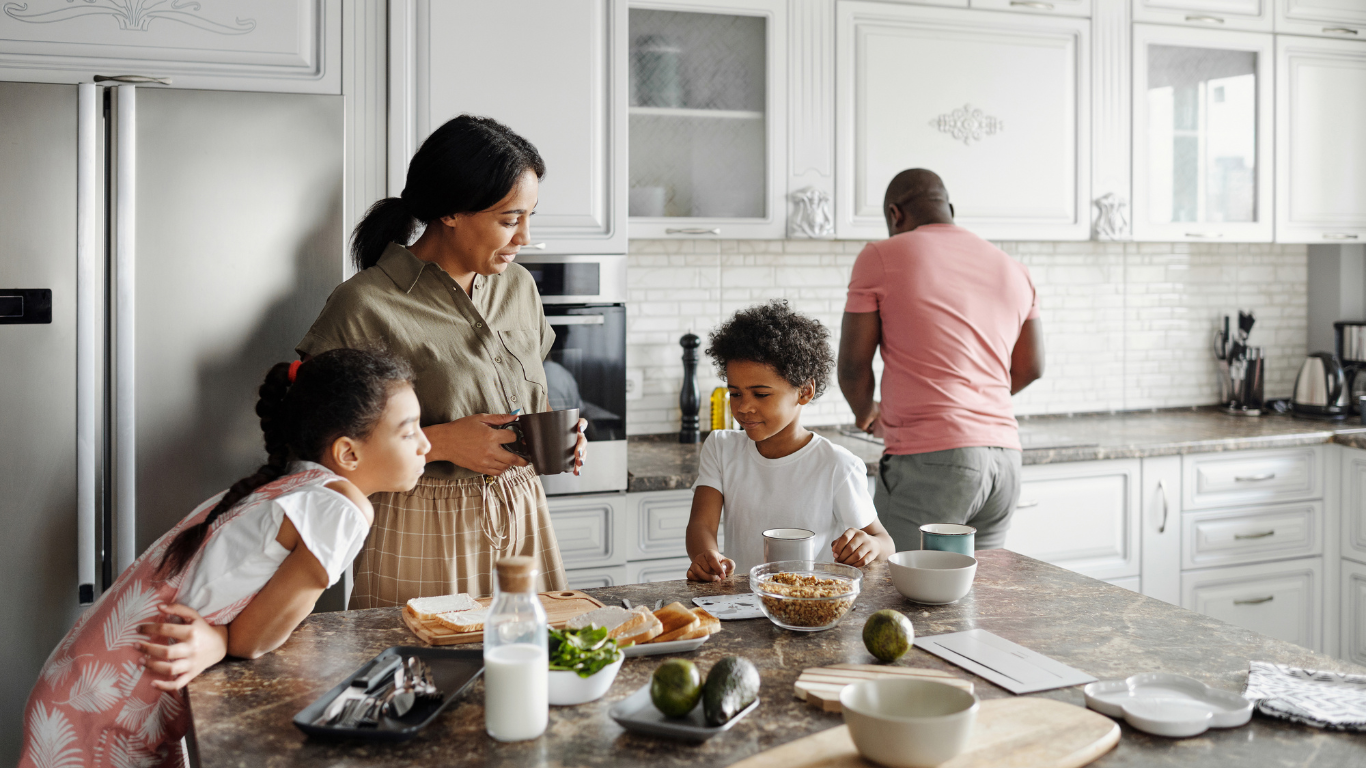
[919,524,976,555]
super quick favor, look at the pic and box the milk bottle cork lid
[496,556,537,592]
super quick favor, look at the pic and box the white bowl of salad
[547,625,625,706]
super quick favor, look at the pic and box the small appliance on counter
[1335,321,1366,415]
[1292,352,1350,419]
[1215,310,1263,415]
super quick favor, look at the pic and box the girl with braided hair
[20,348,429,768]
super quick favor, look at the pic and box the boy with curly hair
[685,301,895,581]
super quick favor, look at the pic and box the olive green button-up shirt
[297,243,553,480]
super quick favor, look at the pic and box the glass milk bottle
[483,556,548,741]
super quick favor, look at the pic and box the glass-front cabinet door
[1132,25,1274,241]
[627,0,786,239]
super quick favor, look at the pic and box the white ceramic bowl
[840,678,979,768]
[888,550,978,605]
[547,654,623,706]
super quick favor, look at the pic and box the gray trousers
[874,447,1023,551]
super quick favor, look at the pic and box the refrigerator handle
[112,84,137,575]
[77,83,98,604]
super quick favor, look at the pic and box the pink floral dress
[19,465,357,768]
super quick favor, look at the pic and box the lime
[651,658,703,717]
[863,609,914,662]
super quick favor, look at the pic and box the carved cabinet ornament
[1093,193,1129,241]
[3,0,256,34]
[930,104,1004,146]
[788,187,834,238]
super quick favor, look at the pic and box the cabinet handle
[1234,529,1276,540]
[1323,27,1359,35]
[1234,472,1276,482]
[665,228,721,235]
[1010,1,1055,8]
[94,74,172,85]
[1157,479,1169,534]
[1185,232,1224,238]
[1324,233,1360,240]
[1233,595,1274,605]
[1016,499,1040,509]
[1185,14,1225,23]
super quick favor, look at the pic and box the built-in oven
[519,254,627,495]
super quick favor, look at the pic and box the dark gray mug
[503,409,579,476]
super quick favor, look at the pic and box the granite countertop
[626,408,1366,492]
[189,550,1366,767]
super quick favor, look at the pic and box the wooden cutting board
[400,590,606,645]
[795,664,974,712]
[731,698,1119,768]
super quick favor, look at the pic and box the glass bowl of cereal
[750,561,862,632]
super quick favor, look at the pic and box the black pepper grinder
[679,333,701,444]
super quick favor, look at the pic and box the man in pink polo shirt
[838,169,1044,551]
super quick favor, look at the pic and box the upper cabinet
[1133,0,1273,32]
[972,0,1092,19]
[391,0,627,254]
[1131,25,1274,242]
[1276,0,1366,39]
[835,2,1090,241]
[1276,35,1366,243]
[626,0,787,239]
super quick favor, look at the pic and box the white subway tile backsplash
[625,238,1308,436]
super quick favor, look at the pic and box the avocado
[863,609,914,662]
[702,656,760,726]
[651,659,703,718]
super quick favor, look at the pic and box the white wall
[625,238,1308,436]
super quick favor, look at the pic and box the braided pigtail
[158,363,295,579]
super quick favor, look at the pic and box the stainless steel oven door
[539,304,627,495]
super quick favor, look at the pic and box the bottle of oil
[709,387,731,431]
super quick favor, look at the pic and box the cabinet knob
[1184,14,1226,23]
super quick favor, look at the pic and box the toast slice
[651,602,701,643]
[616,608,664,646]
[675,607,721,641]
[565,605,651,639]
[406,593,480,622]
[433,609,488,633]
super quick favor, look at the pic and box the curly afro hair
[706,300,834,399]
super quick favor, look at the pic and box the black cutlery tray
[293,645,483,742]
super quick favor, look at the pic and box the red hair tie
[288,359,303,383]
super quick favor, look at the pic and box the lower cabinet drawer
[625,557,693,585]
[1181,501,1323,570]
[1182,446,1323,510]
[627,490,693,560]
[1181,557,1322,652]
[548,492,625,569]
[563,565,628,591]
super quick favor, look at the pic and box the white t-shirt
[693,430,878,575]
[177,462,369,618]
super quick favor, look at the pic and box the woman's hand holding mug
[423,413,529,476]
[573,418,588,476]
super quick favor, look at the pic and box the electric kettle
[1292,352,1349,418]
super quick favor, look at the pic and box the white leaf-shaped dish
[1083,672,1253,738]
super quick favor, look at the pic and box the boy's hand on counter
[831,528,879,567]
[686,549,735,582]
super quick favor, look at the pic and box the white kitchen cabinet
[972,0,1092,18]
[1132,0,1273,31]
[1181,446,1324,510]
[1275,35,1366,244]
[1140,455,1183,605]
[626,489,693,560]
[626,556,694,583]
[1181,501,1324,569]
[548,492,628,569]
[390,0,627,254]
[1341,559,1366,665]
[565,565,630,590]
[627,0,788,239]
[835,2,1090,240]
[1276,0,1366,38]
[1131,25,1274,242]
[1341,447,1366,563]
[1182,557,1323,651]
[1006,459,1142,581]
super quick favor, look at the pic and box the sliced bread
[407,593,480,621]
[676,607,721,641]
[616,608,663,646]
[434,609,488,633]
[565,605,651,639]
[651,602,701,643]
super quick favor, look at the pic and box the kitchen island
[189,550,1366,767]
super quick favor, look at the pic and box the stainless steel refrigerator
[0,80,343,763]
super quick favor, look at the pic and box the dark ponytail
[350,114,547,271]
[158,348,414,579]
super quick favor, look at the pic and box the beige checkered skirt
[349,465,567,608]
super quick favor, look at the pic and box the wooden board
[400,590,606,645]
[732,698,1120,768]
[794,664,974,713]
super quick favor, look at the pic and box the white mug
[763,528,818,562]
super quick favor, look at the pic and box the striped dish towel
[1244,660,1366,731]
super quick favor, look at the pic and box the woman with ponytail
[20,349,428,768]
[297,114,585,607]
